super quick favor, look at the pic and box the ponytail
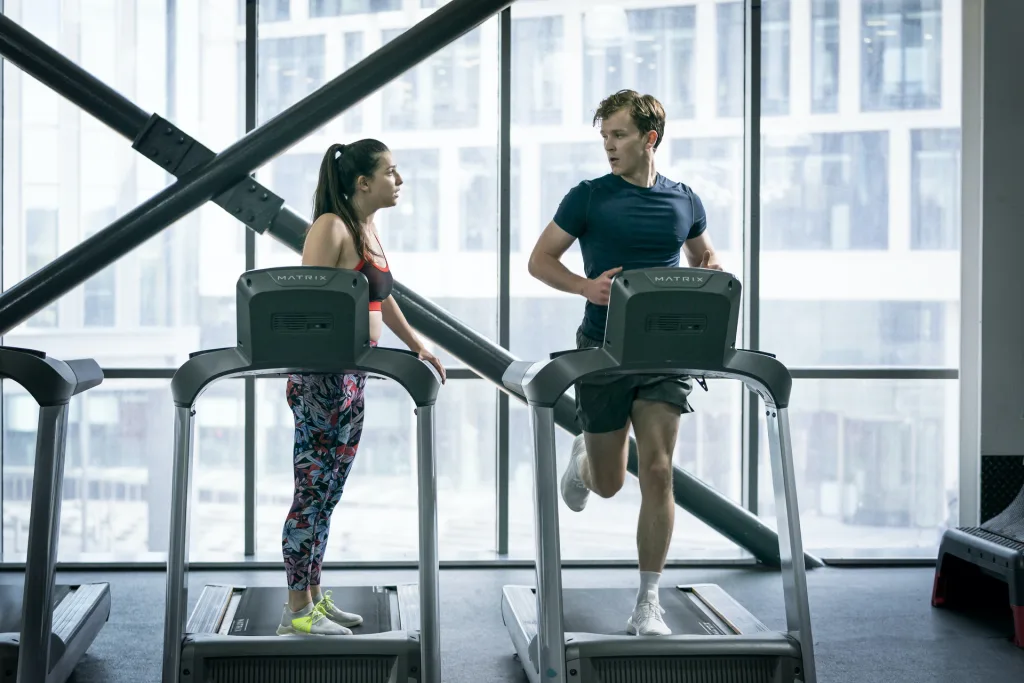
[312,140,387,263]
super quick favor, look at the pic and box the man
[527,89,722,636]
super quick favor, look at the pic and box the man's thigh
[630,376,693,467]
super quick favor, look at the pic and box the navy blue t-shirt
[553,173,707,340]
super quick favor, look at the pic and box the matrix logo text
[274,274,328,281]
[654,275,703,283]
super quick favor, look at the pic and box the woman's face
[359,150,403,209]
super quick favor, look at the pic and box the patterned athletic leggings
[282,366,369,591]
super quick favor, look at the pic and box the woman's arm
[381,295,446,382]
[380,295,422,352]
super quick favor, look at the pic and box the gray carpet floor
[3,565,1022,682]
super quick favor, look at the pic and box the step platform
[932,485,1024,647]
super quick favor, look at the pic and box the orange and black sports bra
[355,236,393,312]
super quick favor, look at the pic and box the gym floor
[4,565,1022,683]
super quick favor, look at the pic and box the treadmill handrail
[0,346,104,406]
[508,347,793,409]
[170,344,442,408]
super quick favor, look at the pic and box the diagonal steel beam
[0,0,515,333]
[0,8,820,568]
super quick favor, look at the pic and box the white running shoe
[626,590,671,636]
[560,434,591,512]
[314,590,364,628]
[276,600,352,636]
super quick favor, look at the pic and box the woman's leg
[282,375,338,607]
[279,374,353,636]
[308,371,368,594]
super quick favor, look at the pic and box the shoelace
[318,590,337,612]
[308,599,332,625]
[635,601,666,622]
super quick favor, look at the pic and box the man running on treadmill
[527,89,722,636]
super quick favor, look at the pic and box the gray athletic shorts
[573,327,694,434]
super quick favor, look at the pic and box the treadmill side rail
[17,404,70,683]
[162,406,196,683]
[530,406,567,683]
[766,408,817,683]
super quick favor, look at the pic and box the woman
[277,139,446,637]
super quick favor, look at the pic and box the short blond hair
[592,89,666,150]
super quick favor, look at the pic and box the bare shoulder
[302,213,354,267]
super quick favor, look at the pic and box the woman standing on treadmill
[277,139,447,637]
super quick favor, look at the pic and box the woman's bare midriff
[335,236,385,344]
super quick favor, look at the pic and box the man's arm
[528,221,621,305]
[682,231,723,270]
[527,221,589,296]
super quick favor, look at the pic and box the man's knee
[583,430,629,498]
[637,456,673,493]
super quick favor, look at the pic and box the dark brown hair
[592,89,666,150]
[312,139,389,261]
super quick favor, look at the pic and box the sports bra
[354,235,393,312]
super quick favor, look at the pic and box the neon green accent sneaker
[276,599,352,636]
[315,590,364,628]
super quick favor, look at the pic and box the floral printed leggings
[282,367,369,591]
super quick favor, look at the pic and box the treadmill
[160,266,443,683]
[0,346,108,683]
[501,267,817,683]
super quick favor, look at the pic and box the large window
[23,208,59,327]
[760,0,960,555]
[862,0,943,111]
[583,6,697,122]
[812,0,841,113]
[761,132,890,250]
[912,129,961,250]
[1,0,245,561]
[381,27,481,130]
[1,0,965,564]
[512,16,563,126]
[757,379,958,555]
[257,36,326,126]
[718,1,791,117]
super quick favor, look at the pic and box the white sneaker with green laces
[314,590,363,628]
[276,599,352,636]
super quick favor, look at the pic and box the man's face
[599,108,653,176]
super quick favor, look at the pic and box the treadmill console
[235,266,373,367]
[603,267,741,370]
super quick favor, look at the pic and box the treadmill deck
[0,583,111,683]
[502,584,806,683]
[175,583,423,683]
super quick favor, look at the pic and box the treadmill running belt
[0,584,71,632]
[561,588,728,636]
[226,587,390,636]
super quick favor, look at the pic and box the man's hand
[699,250,723,271]
[581,266,622,305]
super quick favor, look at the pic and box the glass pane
[760,0,961,368]
[2,1,246,365]
[256,9,499,362]
[2,379,243,562]
[256,378,495,561]
[508,382,744,560]
[757,379,959,558]
[861,0,943,111]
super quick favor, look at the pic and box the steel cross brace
[0,4,820,569]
